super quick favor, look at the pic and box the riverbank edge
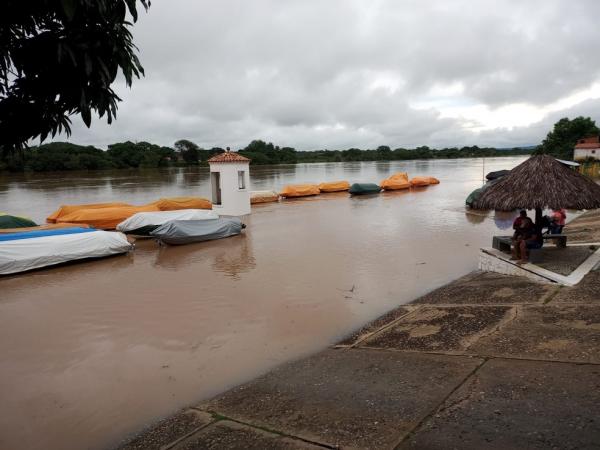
[117,210,600,450]
[1,153,532,174]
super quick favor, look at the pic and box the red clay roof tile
[208,151,251,163]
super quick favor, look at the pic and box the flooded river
[0,157,525,450]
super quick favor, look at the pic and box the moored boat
[0,228,133,275]
[250,190,280,204]
[381,172,410,190]
[116,209,219,235]
[47,197,213,229]
[55,205,161,230]
[409,176,439,187]
[349,183,381,195]
[147,197,212,211]
[47,202,131,223]
[279,184,320,198]
[150,218,245,245]
[0,213,37,229]
[0,222,91,234]
[318,181,350,192]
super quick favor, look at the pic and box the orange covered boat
[381,172,410,190]
[148,197,212,211]
[47,202,131,223]
[279,184,320,198]
[55,205,161,230]
[410,176,440,187]
[318,181,350,193]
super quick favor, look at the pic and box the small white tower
[207,149,251,216]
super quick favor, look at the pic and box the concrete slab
[412,271,554,305]
[535,246,596,275]
[336,306,412,346]
[399,358,600,450]
[361,306,513,352]
[120,409,213,450]
[199,349,483,449]
[469,305,600,363]
[553,269,600,303]
[176,420,321,450]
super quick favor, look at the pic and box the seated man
[512,210,528,236]
[511,217,542,263]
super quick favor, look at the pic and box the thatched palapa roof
[473,154,600,211]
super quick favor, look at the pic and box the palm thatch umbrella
[472,154,600,225]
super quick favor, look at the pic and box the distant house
[574,136,600,161]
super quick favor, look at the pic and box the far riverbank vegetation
[0,141,532,173]
[1,116,597,173]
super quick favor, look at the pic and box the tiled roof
[575,143,600,149]
[208,151,251,163]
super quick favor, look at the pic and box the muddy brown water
[0,158,526,450]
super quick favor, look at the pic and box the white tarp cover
[116,209,219,232]
[0,231,133,275]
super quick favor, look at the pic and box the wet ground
[0,158,534,450]
[534,246,597,275]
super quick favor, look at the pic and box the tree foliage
[174,139,200,164]
[107,141,174,168]
[0,0,149,152]
[239,140,298,164]
[536,116,599,159]
[0,139,533,173]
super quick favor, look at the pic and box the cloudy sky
[66,0,600,150]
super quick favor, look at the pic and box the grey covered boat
[150,218,245,245]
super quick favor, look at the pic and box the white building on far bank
[207,149,251,216]
[574,136,600,161]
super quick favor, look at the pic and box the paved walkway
[120,267,600,449]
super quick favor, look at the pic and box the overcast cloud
[64,0,600,150]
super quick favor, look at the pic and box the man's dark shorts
[526,241,542,249]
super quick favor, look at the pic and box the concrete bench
[492,234,568,263]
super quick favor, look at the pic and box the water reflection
[494,210,517,230]
[152,235,256,280]
[211,235,256,280]
[465,209,490,224]
[375,161,391,176]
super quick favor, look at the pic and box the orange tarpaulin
[318,181,350,192]
[149,197,212,211]
[47,202,131,223]
[0,223,91,234]
[381,172,410,190]
[279,184,320,198]
[389,172,409,182]
[410,176,440,187]
[56,205,160,230]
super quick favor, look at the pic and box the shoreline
[118,211,600,449]
[0,154,530,175]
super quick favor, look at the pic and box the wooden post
[535,207,543,229]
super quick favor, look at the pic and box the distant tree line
[0,138,535,172]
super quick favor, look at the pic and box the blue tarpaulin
[0,227,97,242]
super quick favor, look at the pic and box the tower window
[238,170,246,189]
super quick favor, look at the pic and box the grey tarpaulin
[150,218,244,245]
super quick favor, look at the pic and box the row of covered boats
[0,198,245,275]
[252,173,440,202]
[1,174,439,275]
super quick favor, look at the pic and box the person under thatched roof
[472,155,600,223]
